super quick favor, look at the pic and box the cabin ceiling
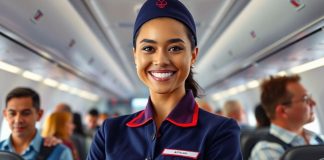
[0,0,323,100]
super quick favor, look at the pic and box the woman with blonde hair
[42,112,80,160]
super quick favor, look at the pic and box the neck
[11,129,37,154]
[150,88,186,129]
[272,120,304,135]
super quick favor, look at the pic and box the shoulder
[96,112,141,134]
[198,109,239,130]
[48,144,73,160]
[198,109,240,143]
[51,144,71,154]
[0,139,9,150]
[0,139,5,145]
[250,140,284,160]
[102,112,139,127]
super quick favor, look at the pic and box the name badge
[162,148,199,159]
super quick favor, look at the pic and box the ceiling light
[78,90,99,101]
[69,87,80,95]
[246,80,260,89]
[0,61,22,74]
[212,93,224,101]
[22,71,43,81]
[43,78,59,87]
[290,57,324,74]
[227,87,238,96]
[58,84,71,92]
[276,71,287,76]
[236,85,247,92]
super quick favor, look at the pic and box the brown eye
[22,110,32,116]
[142,46,155,53]
[168,46,183,52]
[8,111,16,117]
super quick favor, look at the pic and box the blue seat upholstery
[240,128,269,160]
[280,145,324,160]
[0,151,24,160]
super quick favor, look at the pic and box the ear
[3,109,7,119]
[275,104,288,119]
[191,47,198,65]
[37,109,44,121]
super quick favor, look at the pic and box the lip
[148,70,176,81]
[14,127,25,132]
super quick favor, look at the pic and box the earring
[191,64,195,68]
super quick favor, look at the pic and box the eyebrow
[8,108,32,112]
[167,38,184,44]
[139,38,185,44]
[140,39,157,44]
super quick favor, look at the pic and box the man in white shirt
[250,75,323,160]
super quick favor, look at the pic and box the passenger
[254,104,270,129]
[196,100,213,113]
[54,103,72,113]
[72,113,87,160]
[87,0,242,159]
[98,113,109,126]
[250,75,324,160]
[84,108,99,138]
[0,87,73,160]
[222,100,253,132]
[53,103,86,160]
[42,112,80,160]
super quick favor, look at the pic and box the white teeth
[151,72,173,78]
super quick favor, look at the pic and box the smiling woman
[86,0,242,160]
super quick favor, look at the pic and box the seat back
[0,151,24,160]
[280,145,324,160]
[240,128,269,160]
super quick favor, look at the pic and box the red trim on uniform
[290,0,300,7]
[126,111,152,127]
[166,103,199,127]
[162,148,199,159]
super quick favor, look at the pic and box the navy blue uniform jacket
[87,91,242,159]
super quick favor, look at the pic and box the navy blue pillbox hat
[133,0,197,46]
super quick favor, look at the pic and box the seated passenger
[54,103,72,113]
[0,87,73,160]
[250,75,324,160]
[222,100,253,132]
[42,112,80,160]
[254,104,270,129]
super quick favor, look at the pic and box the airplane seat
[240,128,269,160]
[280,145,324,160]
[0,151,24,160]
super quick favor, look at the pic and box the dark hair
[88,108,99,117]
[133,19,201,98]
[6,87,40,110]
[73,112,85,136]
[260,75,300,119]
[254,104,270,128]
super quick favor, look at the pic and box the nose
[14,113,23,123]
[309,97,316,107]
[152,49,170,66]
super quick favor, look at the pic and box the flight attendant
[87,0,242,159]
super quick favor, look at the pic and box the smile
[149,71,175,80]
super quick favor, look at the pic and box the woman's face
[66,117,75,136]
[134,18,197,96]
